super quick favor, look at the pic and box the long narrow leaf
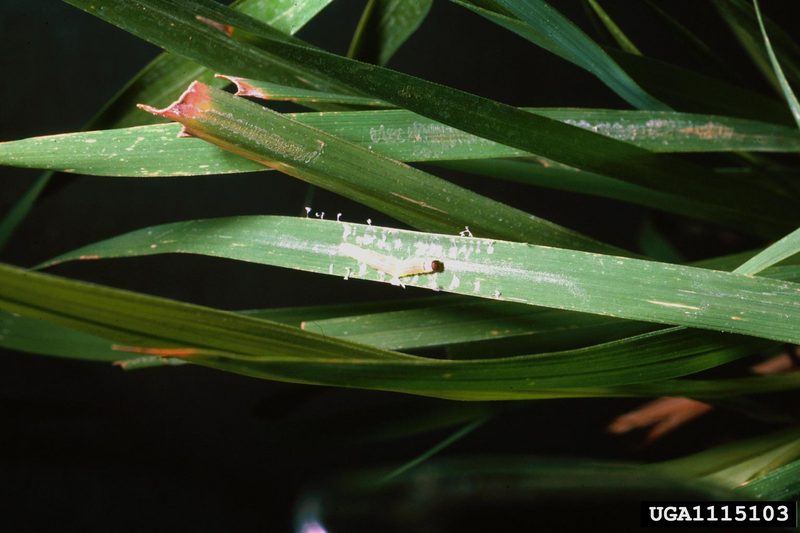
[4,107,799,175]
[4,106,799,176]
[753,0,800,129]
[41,216,800,344]
[734,227,800,275]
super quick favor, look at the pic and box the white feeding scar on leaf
[339,243,444,282]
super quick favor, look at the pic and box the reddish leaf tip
[216,74,263,99]
[138,81,213,136]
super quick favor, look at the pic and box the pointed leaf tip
[137,81,212,123]
[214,74,260,98]
[138,81,213,137]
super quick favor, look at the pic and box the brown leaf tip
[215,74,265,99]
[137,81,213,136]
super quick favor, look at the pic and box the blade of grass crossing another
[138,82,622,254]
[0,263,778,400]
[734,227,800,275]
[753,0,800,128]
[63,0,794,233]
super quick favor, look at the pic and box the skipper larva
[339,243,444,279]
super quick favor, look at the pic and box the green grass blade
[584,0,641,55]
[348,0,432,66]
[3,108,798,177]
[0,263,775,399]
[4,107,799,173]
[65,0,790,227]
[753,0,800,129]
[139,83,619,253]
[453,0,665,109]
[734,227,800,275]
[41,215,800,344]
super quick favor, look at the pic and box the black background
[1,1,799,531]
